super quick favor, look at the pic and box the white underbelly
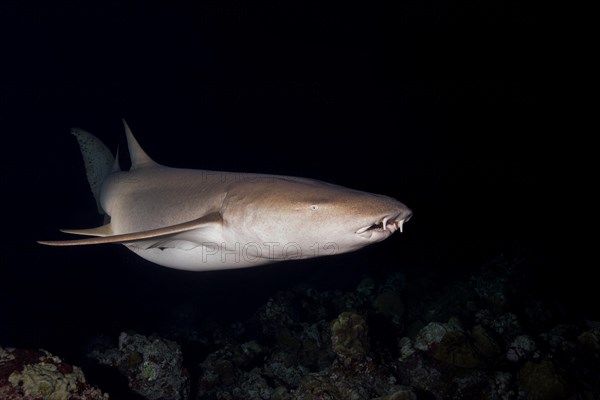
[125,243,275,271]
[123,239,339,271]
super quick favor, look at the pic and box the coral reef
[6,253,599,399]
[195,293,412,399]
[506,335,537,362]
[188,254,600,400]
[330,311,369,363]
[89,332,189,400]
[0,346,108,400]
[517,359,569,400]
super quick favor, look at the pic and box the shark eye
[309,205,319,211]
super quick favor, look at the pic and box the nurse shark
[39,120,412,270]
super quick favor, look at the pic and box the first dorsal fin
[123,119,158,170]
[38,212,222,246]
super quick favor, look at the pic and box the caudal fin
[71,128,116,214]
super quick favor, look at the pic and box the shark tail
[71,128,117,214]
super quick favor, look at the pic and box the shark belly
[125,242,273,271]
[124,234,341,271]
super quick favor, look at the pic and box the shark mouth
[355,215,411,239]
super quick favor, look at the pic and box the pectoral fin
[60,223,114,237]
[38,212,222,246]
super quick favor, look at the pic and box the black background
[0,0,574,362]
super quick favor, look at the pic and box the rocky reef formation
[187,255,600,400]
[4,253,599,399]
[195,307,416,400]
[0,346,108,400]
[89,332,189,400]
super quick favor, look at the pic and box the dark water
[0,0,581,398]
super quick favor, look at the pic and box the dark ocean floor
[1,245,598,400]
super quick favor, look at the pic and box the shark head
[220,177,412,261]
